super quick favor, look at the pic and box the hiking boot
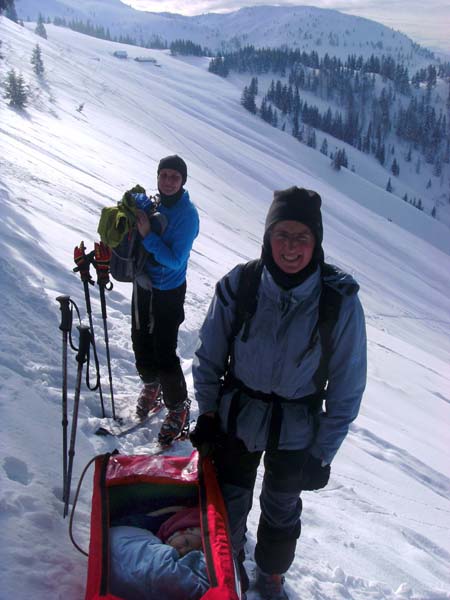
[254,567,289,600]
[136,382,161,419]
[158,402,189,446]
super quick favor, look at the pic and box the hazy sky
[121,1,450,54]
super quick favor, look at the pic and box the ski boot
[158,398,190,446]
[136,382,161,419]
[254,566,289,600]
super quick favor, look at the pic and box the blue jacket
[138,190,199,290]
[193,265,367,464]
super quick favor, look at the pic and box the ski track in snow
[0,17,449,600]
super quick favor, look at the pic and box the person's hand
[190,412,224,457]
[136,209,151,238]
[300,453,331,490]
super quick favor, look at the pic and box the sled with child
[83,450,243,600]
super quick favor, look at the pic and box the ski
[141,432,191,456]
[95,402,164,437]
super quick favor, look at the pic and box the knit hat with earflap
[157,154,188,185]
[157,506,200,543]
[262,186,324,289]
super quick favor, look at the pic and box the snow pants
[214,435,307,575]
[131,282,187,409]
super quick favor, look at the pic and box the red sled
[84,451,242,600]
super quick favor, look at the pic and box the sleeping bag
[84,451,242,600]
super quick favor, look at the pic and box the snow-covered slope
[1,18,450,600]
[15,0,438,67]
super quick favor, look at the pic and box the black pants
[131,282,187,409]
[214,436,307,575]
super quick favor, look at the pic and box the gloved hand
[149,212,167,236]
[73,241,94,284]
[94,241,112,286]
[190,413,224,457]
[300,453,331,491]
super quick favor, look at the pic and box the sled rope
[69,455,98,557]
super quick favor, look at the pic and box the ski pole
[94,242,116,420]
[64,324,90,519]
[56,295,71,505]
[73,242,106,418]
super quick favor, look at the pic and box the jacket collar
[261,265,321,308]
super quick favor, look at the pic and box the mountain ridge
[14,0,438,67]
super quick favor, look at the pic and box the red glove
[73,241,93,283]
[94,241,111,286]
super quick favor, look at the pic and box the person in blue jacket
[190,187,366,600]
[133,155,199,445]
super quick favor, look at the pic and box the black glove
[190,413,224,457]
[300,453,331,491]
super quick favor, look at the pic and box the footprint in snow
[3,456,33,486]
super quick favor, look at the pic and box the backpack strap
[231,258,264,342]
[218,259,263,381]
[312,281,342,394]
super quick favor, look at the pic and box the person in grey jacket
[190,186,366,600]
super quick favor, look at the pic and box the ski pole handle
[56,295,72,333]
[76,325,91,365]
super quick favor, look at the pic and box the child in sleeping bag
[110,506,209,600]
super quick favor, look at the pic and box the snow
[15,0,439,68]
[1,17,450,600]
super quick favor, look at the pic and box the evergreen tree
[433,156,442,177]
[403,193,408,202]
[307,128,316,149]
[272,110,278,127]
[209,56,228,77]
[4,1,17,21]
[426,179,432,189]
[241,86,256,114]
[332,148,348,170]
[376,143,385,166]
[406,146,412,162]
[320,138,328,156]
[4,69,28,108]
[35,14,47,39]
[431,206,436,218]
[249,77,258,97]
[386,177,393,192]
[31,44,44,76]
[391,158,400,176]
[0,0,14,12]
[292,111,300,138]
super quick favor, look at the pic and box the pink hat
[157,507,200,543]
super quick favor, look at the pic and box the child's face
[167,530,202,557]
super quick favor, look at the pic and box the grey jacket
[193,265,366,464]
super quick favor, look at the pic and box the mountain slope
[15,0,438,67]
[0,17,450,600]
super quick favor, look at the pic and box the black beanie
[157,155,188,185]
[265,186,323,244]
[262,186,324,289]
